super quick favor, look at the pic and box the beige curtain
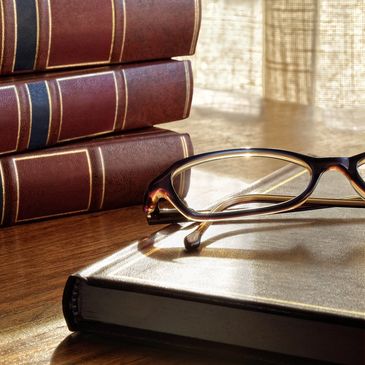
[191,0,365,128]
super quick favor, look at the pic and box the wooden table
[1,91,364,364]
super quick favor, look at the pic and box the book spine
[0,130,193,226]
[0,60,193,155]
[0,0,201,75]
[62,275,82,331]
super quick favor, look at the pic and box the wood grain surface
[1,91,364,364]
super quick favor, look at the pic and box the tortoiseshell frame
[144,148,365,250]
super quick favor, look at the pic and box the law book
[0,0,201,75]
[0,60,193,155]
[0,128,193,226]
[63,166,365,364]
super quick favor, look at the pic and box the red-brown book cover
[0,60,193,156]
[0,0,201,75]
[0,128,193,226]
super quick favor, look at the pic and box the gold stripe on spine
[108,0,115,62]
[121,69,128,129]
[0,0,5,73]
[44,80,52,145]
[24,84,33,148]
[45,0,51,68]
[47,60,114,70]
[11,0,17,72]
[183,61,191,119]
[119,0,127,62]
[55,79,63,142]
[189,0,200,55]
[14,85,21,151]
[13,149,93,222]
[12,158,20,222]
[97,147,106,209]
[56,72,117,142]
[33,0,40,69]
[112,71,119,130]
[85,149,93,210]
[0,162,5,225]
[178,136,189,197]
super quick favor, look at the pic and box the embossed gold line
[0,162,5,225]
[121,70,128,129]
[112,71,119,131]
[120,0,127,61]
[97,147,106,210]
[85,150,93,211]
[55,79,63,142]
[183,61,191,118]
[263,170,308,194]
[181,136,189,158]
[108,0,115,61]
[189,0,200,55]
[34,128,159,150]
[14,86,21,151]
[33,0,40,69]
[44,81,52,145]
[58,131,116,143]
[12,159,20,222]
[24,84,33,148]
[15,149,87,161]
[0,0,5,73]
[11,0,17,72]
[178,136,189,197]
[46,60,111,70]
[57,71,114,82]
[45,0,52,67]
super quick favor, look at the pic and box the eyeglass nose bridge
[314,156,350,172]
[312,156,365,198]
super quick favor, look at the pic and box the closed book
[63,166,365,364]
[0,0,201,75]
[0,128,193,226]
[0,60,193,155]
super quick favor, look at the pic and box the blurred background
[187,0,365,131]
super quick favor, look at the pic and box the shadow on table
[51,331,323,365]
[51,332,246,365]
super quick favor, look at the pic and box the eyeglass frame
[144,148,365,249]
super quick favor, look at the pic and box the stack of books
[0,0,201,226]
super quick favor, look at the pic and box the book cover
[63,165,365,364]
[0,0,201,75]
[0,60,193,155]
[0,128,193,226]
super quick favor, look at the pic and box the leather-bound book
[63,167,365,364]
[0,128,193,226]
[0,60,193,155]
[0,0,201,75]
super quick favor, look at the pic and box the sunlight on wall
[192,0,365,127]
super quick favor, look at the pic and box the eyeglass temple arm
[182,194,365,250]
[148,194,365,225]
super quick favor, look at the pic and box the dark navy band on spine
[28,82,50,150]
[14,0,38,71]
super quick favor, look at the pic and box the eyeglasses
[144,148,365,250]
